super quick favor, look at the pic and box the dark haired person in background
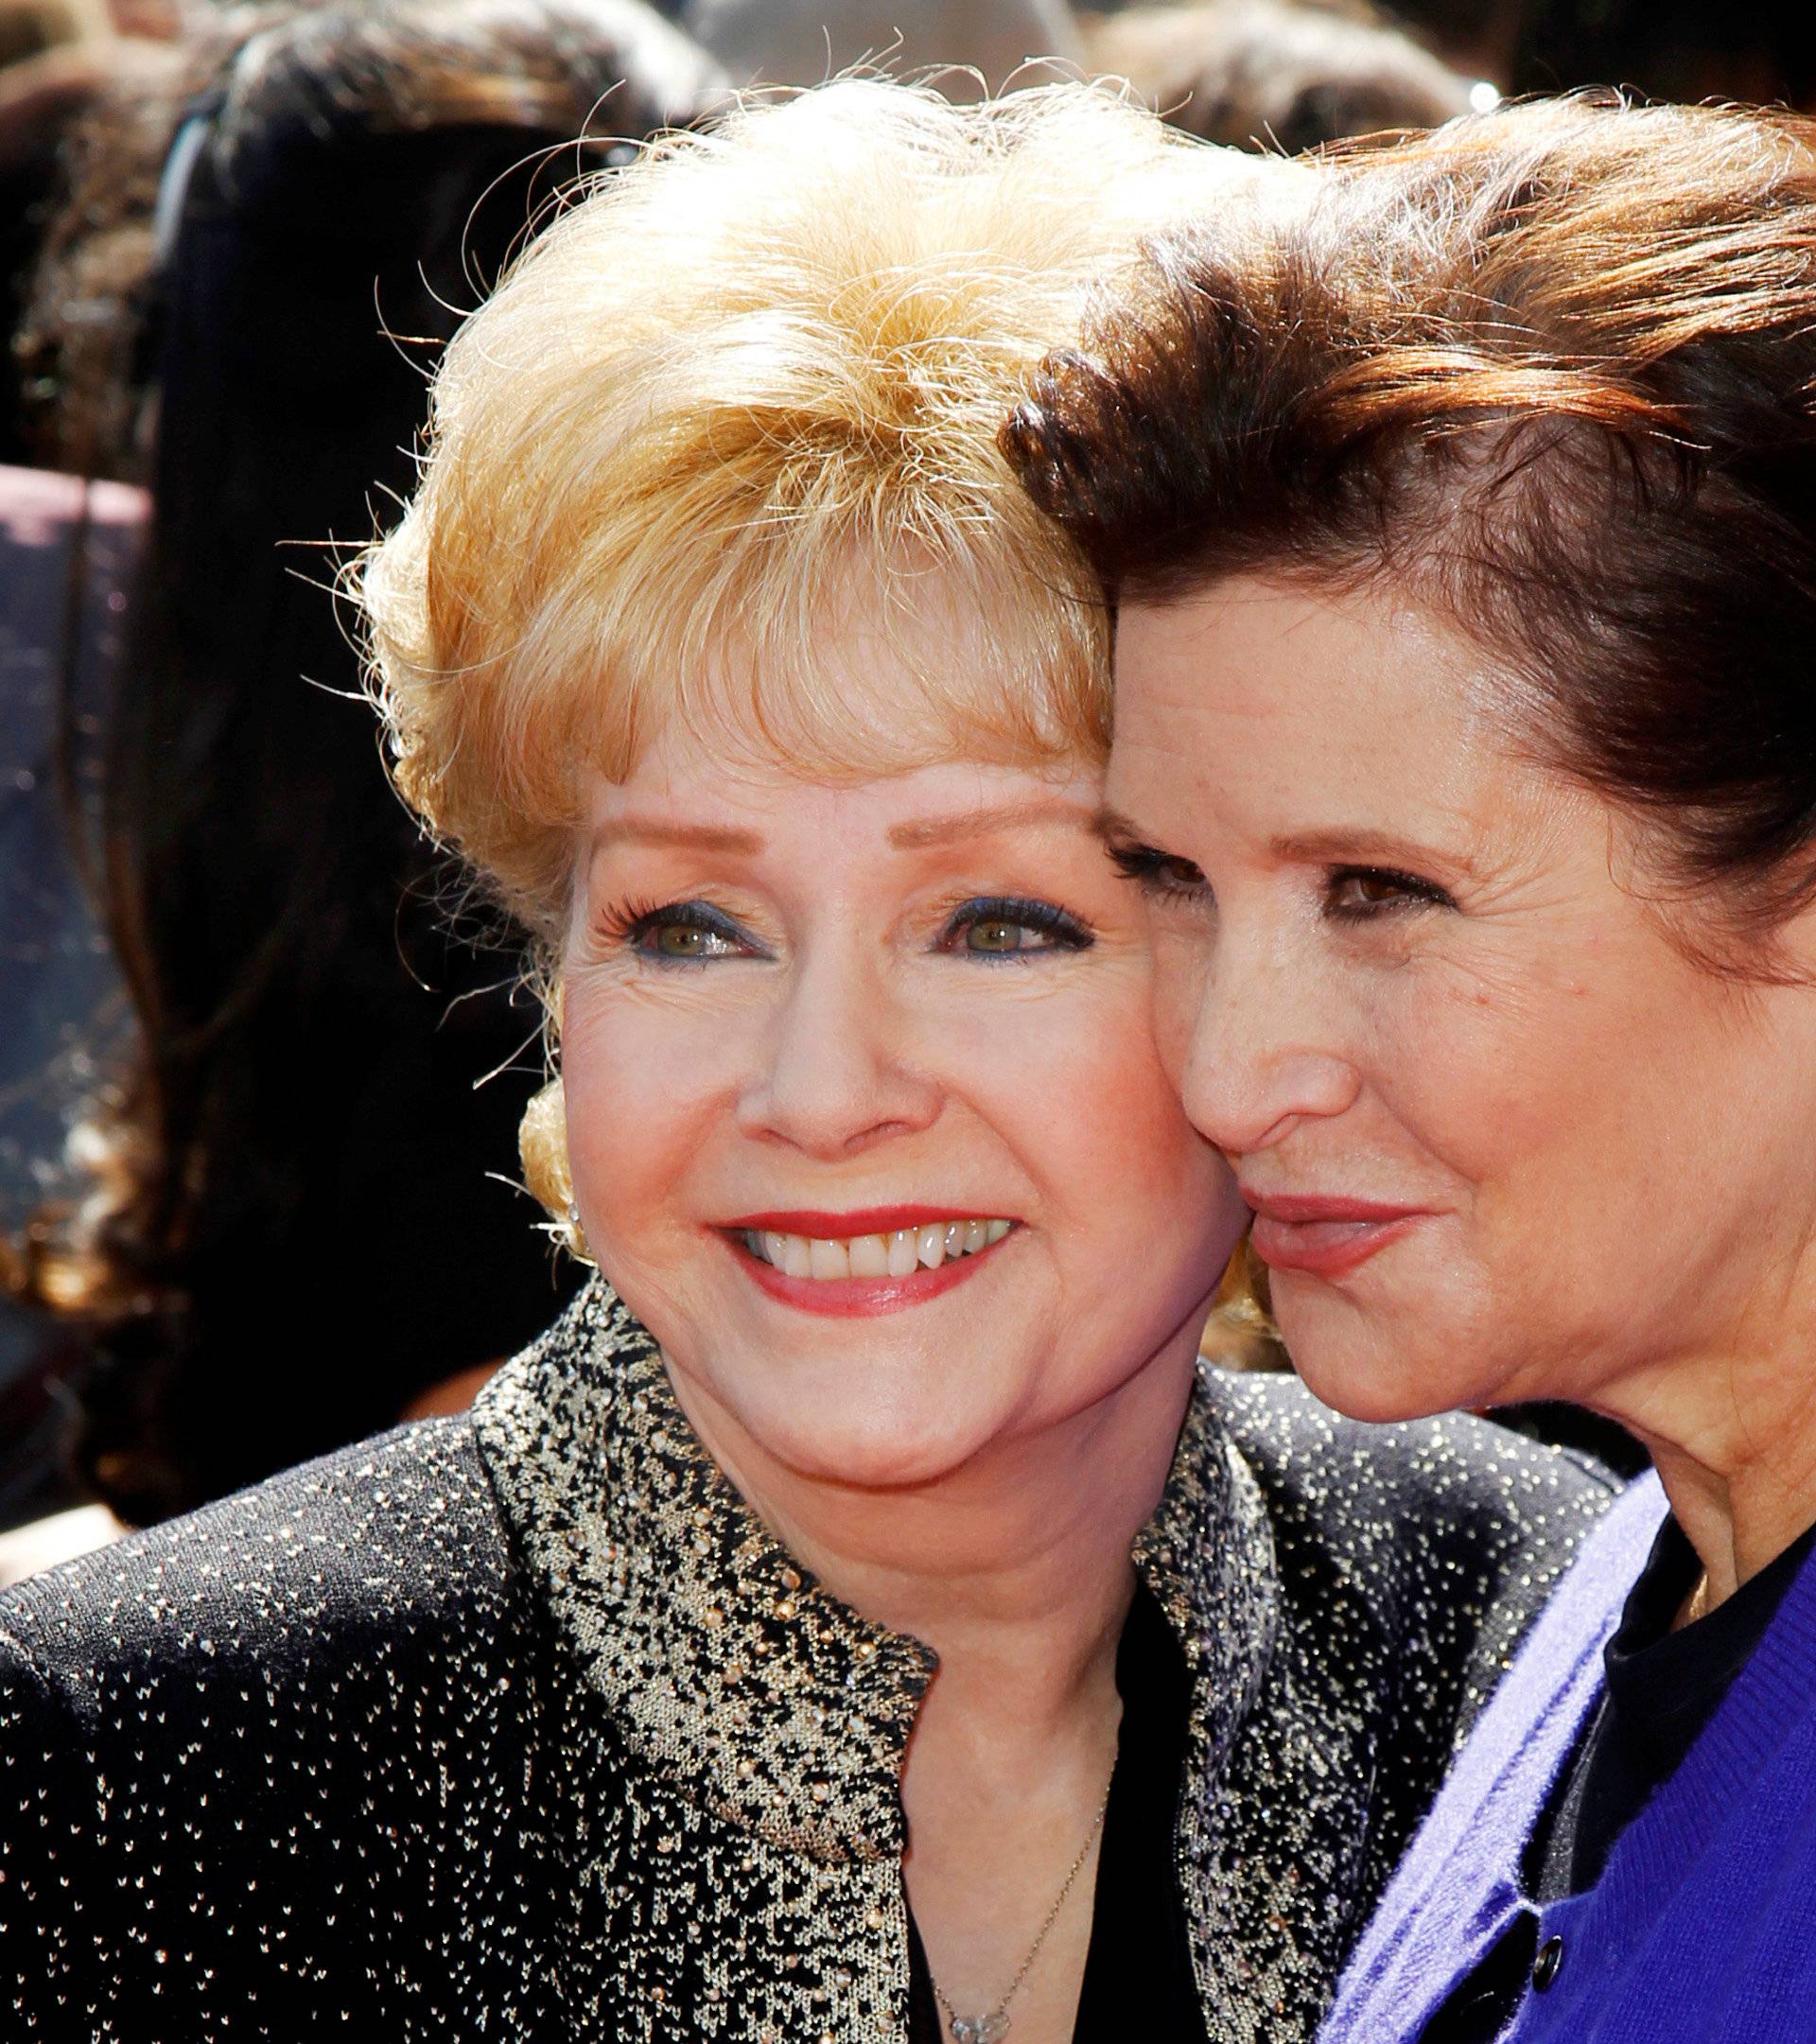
[1081,1,1481,152]
[0,0,721,1569]
[1004,89,1816,2044]
[0,466,142,1556]
[688,0,1084,88]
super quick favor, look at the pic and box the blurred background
[3,0,1785,1580]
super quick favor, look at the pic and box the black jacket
[0,1284,1617,2042]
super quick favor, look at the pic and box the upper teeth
[744,1218,1013,1279]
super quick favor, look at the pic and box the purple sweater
[1320,1472,1816,2044]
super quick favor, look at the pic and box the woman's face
[560,710,1241,1491]
[1107,575,1816,1430]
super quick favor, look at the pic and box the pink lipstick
[1240,1188,1428,1280]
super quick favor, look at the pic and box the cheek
[560,983,739,1240]
[1148,928,1211,1089]
[1362,981,1528,1178]
[991,974,1239,1255]
[1361,946,1693,1271]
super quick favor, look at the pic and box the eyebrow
[886,799,1096,849]
[588,819,765,855]
[1093,809,1477,876]
[1268,826,1476,875]
[1091,806,1149,846]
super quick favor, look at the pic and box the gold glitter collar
[474,1280,1281,1873]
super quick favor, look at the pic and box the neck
[1603,1323,1816,1610]
[666,1336,1199,1770]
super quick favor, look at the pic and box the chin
[745,1386,1010,1492]
[658,1328,999,1490]
[1291,1354,1447,1426]
[1271,1279,1484,1426]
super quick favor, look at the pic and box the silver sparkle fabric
[0,1279,1616,2040]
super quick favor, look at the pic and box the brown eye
[1327,866,1455,918]
[1336,873,1402,908]
[1108,841,1207,900]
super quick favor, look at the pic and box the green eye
[942,896,1092,958]
[966,918,1033,953]
[652,922,723,958]
[619,902,755,962]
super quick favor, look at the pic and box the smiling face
[1107,574,1816,1431]
[558,715,1241,1494]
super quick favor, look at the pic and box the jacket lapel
[476,1284,1301,2042]
[1138,1372,1377,2044]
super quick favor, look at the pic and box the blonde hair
[358,78,1258,941]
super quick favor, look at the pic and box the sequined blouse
[0,1282,1615,2042]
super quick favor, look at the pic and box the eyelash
[1109,845,1457,920]
[592,894,1094,964]
[937,895,1094,957]
[597,898,763,964]
[1108,842,1208,902]
[1325,866,1458,920]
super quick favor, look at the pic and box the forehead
[1108,576,1527,842]
[585,745,1105,851]
[591,534,1105,796]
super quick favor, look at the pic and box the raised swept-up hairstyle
[358,78,1260,941]
[1002,96,1816,945]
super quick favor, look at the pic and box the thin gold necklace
[925,1768,1115,2044]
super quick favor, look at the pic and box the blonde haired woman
[0,81,1610,2043]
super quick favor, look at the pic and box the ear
[518,1074,592,1264]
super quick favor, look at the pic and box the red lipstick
[1240,1188,1428,1280]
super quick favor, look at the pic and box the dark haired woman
[0,0,719,1545]
[1004,93,1816,2044]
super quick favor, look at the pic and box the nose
[735,945,940,1160]
[1176,936,1360,1160]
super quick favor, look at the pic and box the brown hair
[1002,95,1816,943]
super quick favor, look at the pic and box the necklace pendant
[949,2018,1010,2044]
